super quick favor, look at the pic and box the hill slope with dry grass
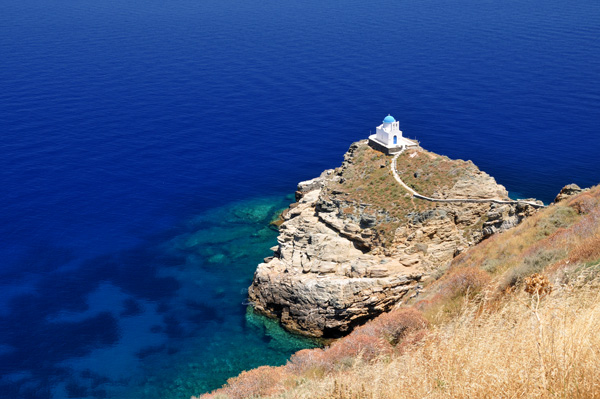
[197,184,600,399]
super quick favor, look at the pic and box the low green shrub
[501,248,566,290]
[535,206,577,238]
[481,258,502,274]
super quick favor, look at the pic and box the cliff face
[249,140,540,337]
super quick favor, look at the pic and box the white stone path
[390,149,546,208]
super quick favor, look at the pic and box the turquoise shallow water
[0,195,316,399]
[120,195,317,398]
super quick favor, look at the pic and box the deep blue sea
[0,0,599,397]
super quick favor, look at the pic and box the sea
[0,0,598,397]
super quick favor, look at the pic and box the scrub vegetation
[395,149,476,198]
[322,143,492,249]
[196,185,600,399]
[324,145,431,218]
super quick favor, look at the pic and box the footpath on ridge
[390,148,546,208]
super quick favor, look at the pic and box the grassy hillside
[196,185,600,399]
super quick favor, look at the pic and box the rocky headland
[249,140,543,337]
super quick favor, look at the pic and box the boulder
[554,183,583,203]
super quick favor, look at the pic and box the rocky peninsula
[248,140,542,337]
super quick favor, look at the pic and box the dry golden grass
[284,277,600,399]
[200,272,600,399]
[451,185,600,280]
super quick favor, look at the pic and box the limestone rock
[554,184,583,203]
[248,140,540,338]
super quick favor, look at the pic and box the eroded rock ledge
[249,140,540,338]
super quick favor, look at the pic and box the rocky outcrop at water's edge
[248,140,541,338]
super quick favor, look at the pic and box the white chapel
[368,115,418,155]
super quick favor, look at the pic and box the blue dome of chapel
[383,115,396,123]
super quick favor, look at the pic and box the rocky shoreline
[249,140,541,337]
